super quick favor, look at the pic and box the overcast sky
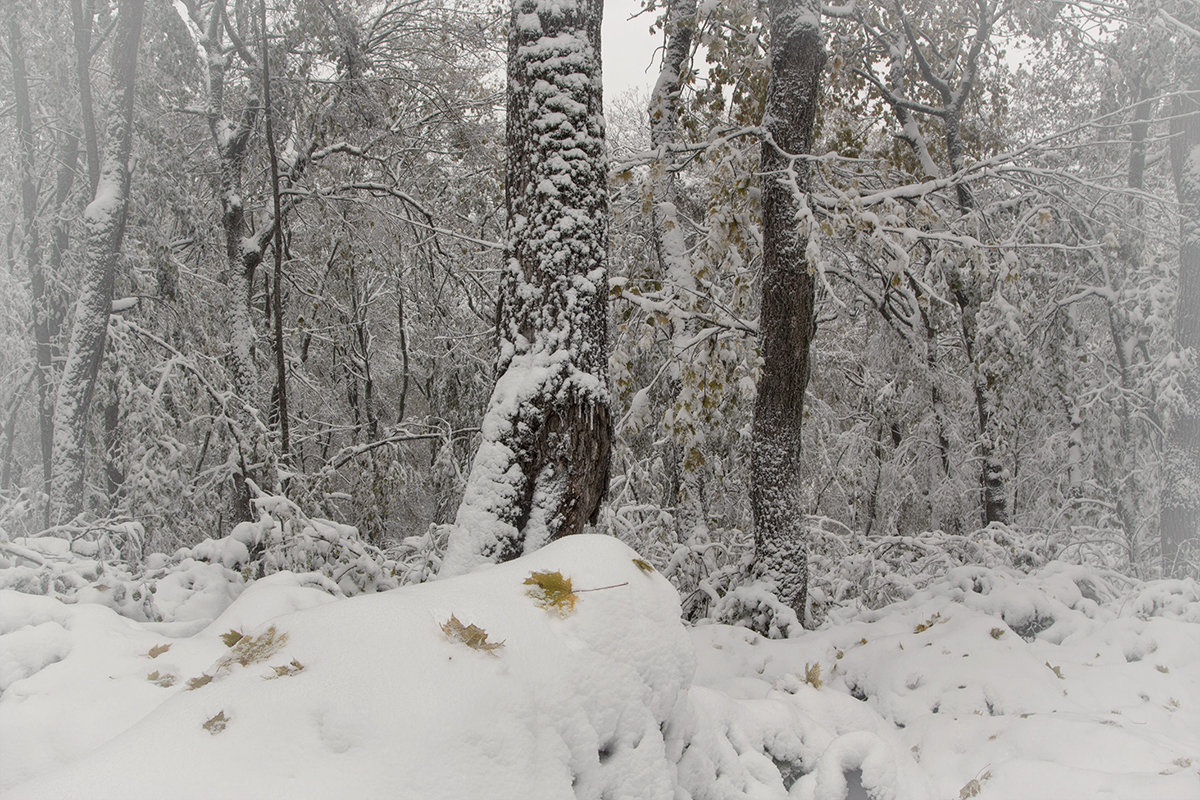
[602,0,659,98]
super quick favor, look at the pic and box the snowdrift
[3,535,694,799]
[4,533,1200,800]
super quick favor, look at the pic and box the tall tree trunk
[48,0,145,522]
[6,13,54,513]
[441,0,610,576]
[750,0,825,621]
[261,0,290,459]
[1162,57,1200,575]
[648,0,707,541]
[70,0,99,194]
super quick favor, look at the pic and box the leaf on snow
[146,670,176,688]
[1045,661,1064,680]
[220,630,245,648]
[220,626,288,667]
[202,710,228,735]
[804,662,823,689]
[265,658,305,679]
[441,614,505,654]
[147,643,171,658]
[959,770,991,798]
[632,558,655,574]
[187,673,214,691]
[913,612,943,633]
[524,571,578,615]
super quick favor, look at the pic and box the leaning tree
[440,0,611,575]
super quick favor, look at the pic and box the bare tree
[441,0,610,575]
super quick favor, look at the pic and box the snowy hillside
[2,534,1199,799]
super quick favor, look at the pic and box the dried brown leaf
[441,615,505,654]
[219,630,245,648]
[146,670,176,688]
[202,710,228,734]
[265,658,305,679]
[187,673,213,691]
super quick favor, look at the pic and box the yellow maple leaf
[524,571,578,616]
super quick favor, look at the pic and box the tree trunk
[49,0,145,522]
[750,0,825,621]
[1162,63,1200,575]
[648,0,708,541]
[6,13,55,513]
[262,0,290,459]
[441,0,610,576]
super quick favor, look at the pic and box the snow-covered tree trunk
[48,0,145,522]
[440,0,611,576]
[6,12,53,506]
[178,0,267,526]
[1162,30,1200,575]
[648,0,707,541]
[750,0,825,621]
[219,105,262,526]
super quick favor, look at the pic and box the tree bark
[441,0,611,576]
[648,0,708,541]
[49,0,145,521]
[750,0,825,621]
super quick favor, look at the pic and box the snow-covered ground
[2,534,1198,799]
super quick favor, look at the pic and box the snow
[3,535,1200,799]
[3,536,692,799]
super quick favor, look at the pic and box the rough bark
[49,0,145,521]
[441,0,611,576]
[750,0,825,621]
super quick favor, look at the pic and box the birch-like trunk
[648,0,707,541]
[48,0,145,522]
[750,0,825,621]
[441,0,610,576]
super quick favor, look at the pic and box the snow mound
[683,563,1200,800]
[4,535,694,799]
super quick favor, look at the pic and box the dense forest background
[1,0,1197,627]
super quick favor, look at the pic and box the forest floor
[1,533,1198,799]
